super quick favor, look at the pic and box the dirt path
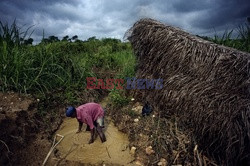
[51,99,135,165]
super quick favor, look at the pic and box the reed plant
[0,21,135,97]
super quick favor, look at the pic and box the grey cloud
[172,0,214,13]
[0,0,249,43]
[191,0,250,29]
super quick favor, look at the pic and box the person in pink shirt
[66,102,106,144]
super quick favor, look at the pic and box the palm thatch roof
[126,18,250,165]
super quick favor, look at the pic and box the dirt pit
[54,118,135,165]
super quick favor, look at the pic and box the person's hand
[88,138,94,144]
[76,130,81,134]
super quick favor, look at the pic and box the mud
[0,92,51,165]
[0,90,135,166]
[54,118,134,165]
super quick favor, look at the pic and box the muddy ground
[0,92,53,165]
[47,98,135,165]
[0,90,103,166]
[0,91,216,166]
[53,118,134,165]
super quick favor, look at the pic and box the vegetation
[127,18,250,166]
[200,18,250,53]
[0,20,136,102]
[1,18,249,104]
[1,17,250,166]
[108,88,130,107]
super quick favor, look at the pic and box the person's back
[76,103,104,120]
[76,103,104,129]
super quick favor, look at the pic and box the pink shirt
[76,103,104,129]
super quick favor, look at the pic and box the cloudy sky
[1,0,249,43]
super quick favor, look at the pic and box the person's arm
[76,121,83,133]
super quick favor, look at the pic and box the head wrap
[66,106,75,117]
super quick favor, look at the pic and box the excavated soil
[0,91,211,166]
[0,92,136,166]
[0,92,53,165]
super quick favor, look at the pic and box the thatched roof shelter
[126,18,250,165]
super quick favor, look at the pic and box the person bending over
[66,102,106,144]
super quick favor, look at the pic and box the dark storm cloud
[172,0,213,13]
[191,0,250,30]
[0,0,249,43]
[0,0,83,24]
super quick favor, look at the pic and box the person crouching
[66,102,106,144]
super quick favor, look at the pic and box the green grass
[108,88,130,108]
[0,20,136,100]
[0,42,91,94]
[202,21,250,53]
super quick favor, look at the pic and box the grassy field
[0,21,136,105]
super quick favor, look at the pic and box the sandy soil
[53,118,134,165]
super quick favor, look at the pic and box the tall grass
[0,20,136,97]
[212,21,250,53]
[0,42,91,94]
[236,22,250,52]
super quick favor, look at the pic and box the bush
[108,89,130,108]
